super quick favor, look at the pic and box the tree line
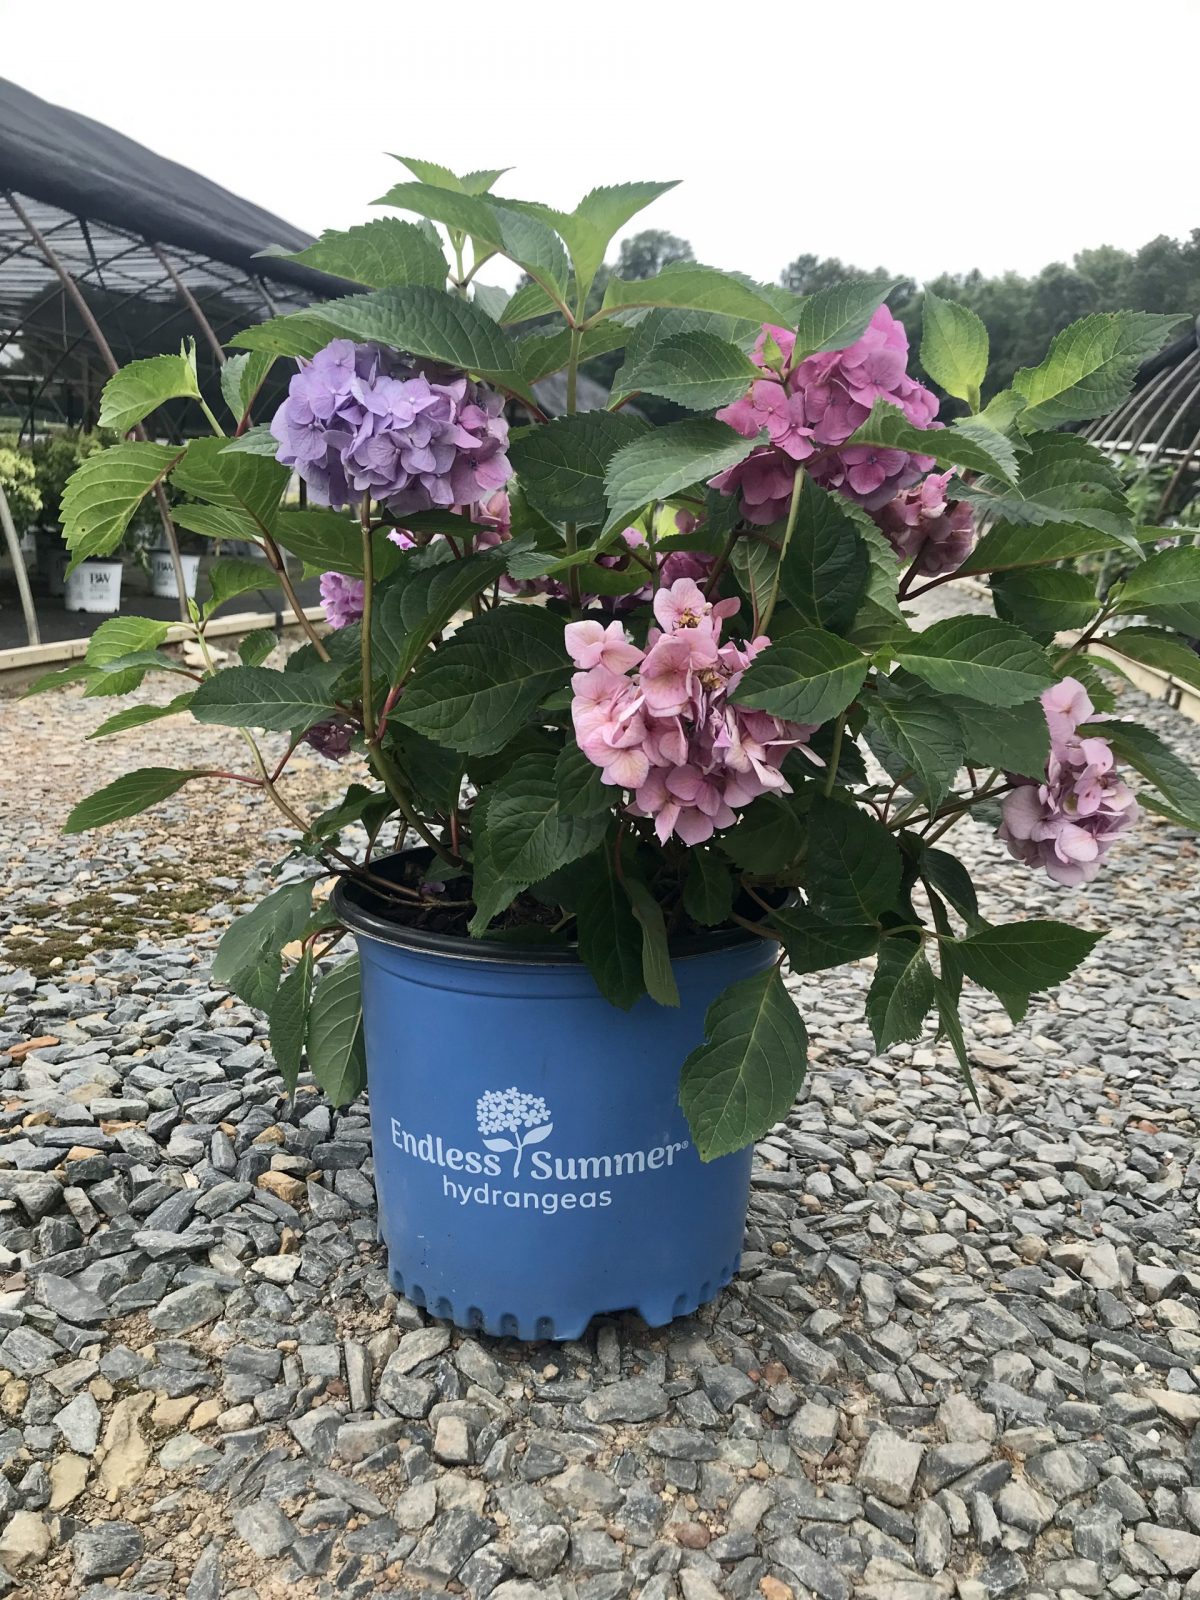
[602,228,1200,400]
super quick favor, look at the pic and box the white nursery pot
[64,560,123,614]
[149,549,200,600]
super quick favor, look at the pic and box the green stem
[198,397,226,437]
[357,499,458,866]
[758,466,805,634]
[563,322,585,613]
[822,714,844,797]
[359,495,376,742]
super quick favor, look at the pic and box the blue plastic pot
[333,857,777,1341]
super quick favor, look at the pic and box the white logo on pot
[476,1087,553,1177]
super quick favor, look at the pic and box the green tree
[616,230,694,280]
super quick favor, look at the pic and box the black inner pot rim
[330,851,777,967]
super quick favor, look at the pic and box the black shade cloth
[0,76,331,292]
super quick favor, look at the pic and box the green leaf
[500,279,563,326]
[991,568,1100,640]
[279,218,448,288]
[229,311,342,359]
[770,903,879,973]
[393,606,568,756]
[805,795,902,923]
[955,920,1102,999]
[600,263,783,325]
[779,479,869,634]
[85,616,170,665]
[213,879,316,1012]
[314,286,537,402]
[24,662,93,696]
[957,433,1139,562]
[220,351,274,428]
[718,793,806,874]
[61,441,185,568]
[619,331,759,411]
[392,155,464,189]
[306,956,366,1106]
[554,740,610,818]
[509,411,647,526]
[519,181,679,299]
[1095,719,1200,827]
[848,398,1017,483]
[1114,543,1200,632]
[792,277,899,359]
[621,876,680,1008]
[270,948,313,1093]
[80,649,192,698]
[372,543,513,685]
[683,850,735,928]
[602,418,761,536]
[934,976,980,1108]
[866,681,966,808]
[573,848,645,1009]
[205,558,275,613]
[189,664,341,733]
[731,629,869,725]
[374,181,569,299]
[1098,626,1200,693]
[171,438,288,535]
[965,522,1133,576]
[239,629,277,667]
[273,507,394,579]
[916,845,984,931]
[469,755,609,933]
[1012,311,1185,429]
[867,937,936,1050]
[679,967,808,1161]
[64,767,200,834]
[171,504,262,542]
[920,289,988,409]
[612,308,760,398]
[98,343,200,432]
[897,617,1054,706]
[514,322,629,383]
[951,698,1050,779]
[87,693,195,739]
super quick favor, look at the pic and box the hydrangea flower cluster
[567,578,820,845]
[318,571,365,631]
[873,470,977,577]
[710,308,939,521]
[271,339,512,514]
[998,678,1139,886]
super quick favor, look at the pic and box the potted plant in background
[45,163,1200,1339]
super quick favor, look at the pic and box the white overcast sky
[5,0,1199,292]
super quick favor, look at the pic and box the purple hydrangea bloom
[998,678,1139,886]
[271,339,512,514]
[873,470,976,577]
[318,570,365,630]
[710,308,939,522]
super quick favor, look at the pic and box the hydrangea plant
[46,165,1200,1159]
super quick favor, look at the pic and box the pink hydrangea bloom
[997,678,1139,886]
[566,577,821,845]
[710,306,939,522]
[873,470,976,577]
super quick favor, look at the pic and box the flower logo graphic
[476,1087,553,1177]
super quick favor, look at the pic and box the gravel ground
[0,599,1199,1600]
